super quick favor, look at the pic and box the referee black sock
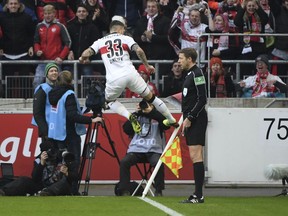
[193,161,205,198]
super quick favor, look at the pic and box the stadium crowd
[0,0,287,98]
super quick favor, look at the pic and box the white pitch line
[138,197,184,216]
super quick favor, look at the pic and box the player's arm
[131,43,155,74]
[79,47,95,64]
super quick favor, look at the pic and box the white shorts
[105,71,150,101]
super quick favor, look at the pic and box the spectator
[32,63,59,143]
[105,0,143,35]
[84,0,109,36]
[172,0,203,20]
[169,0,207,55]
[0,0,35,79]
[133,0,177,75]
[259,0,275,54]
[158,0,179,19]
[234,0,269,78]
[169,4,214,69]
[216,0,240,33]
[0,0,38,23]
[209,57,236,98]
[67,4,101,77]
[119,100,170,196]
[125,64,159,98]
[33,4,71,89]
[0,140,78,196]
[237,54,287,98]
[35,0,75,26]
[162,59,186,97]
[269,0,288,78]
[206,13,241,60]
[48,70,103,194]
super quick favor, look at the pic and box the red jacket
[34,20,71,60]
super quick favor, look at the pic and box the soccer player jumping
[79,17,178,133]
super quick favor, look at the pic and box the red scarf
[211,72,227,98]
[252,72,275,97]
[243,13,261,42]
[250,14,261,42]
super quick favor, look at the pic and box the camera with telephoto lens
[85,79,106,116]
[40,139,58,161]
[139,100,149,110]
[62,151,75,166]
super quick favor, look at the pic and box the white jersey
[90,33,138,82]
[181,21,208,66]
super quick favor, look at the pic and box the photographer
[48,70,103,195]
[118,100,170,196]
[0,140,76,196]
[33,140,78,196]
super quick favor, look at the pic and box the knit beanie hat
[255,54,270,68]
[138,64,150,80]
[45,63,59,77]
[210,57,223,69]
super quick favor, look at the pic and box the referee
[178,48,208,204]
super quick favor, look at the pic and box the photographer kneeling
[0,140,76,196]
[35,140,78,196]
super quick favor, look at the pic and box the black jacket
[133,14,176,60]
[234,5,269,53]
[269,0,288,50]
[67,18,101,59]
[0,5,35,55]
[33,84,52,138]
[182,65,207,120]
[32,156,78,187]
[48,85,92,138]
[85,2,109,35]
[162,74,185,97]
[210,74,236,98]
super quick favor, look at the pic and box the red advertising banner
[0,113,193,181]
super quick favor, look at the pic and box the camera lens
[139,100,148,110]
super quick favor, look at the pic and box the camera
[85,79,106,116]
[62,151,75,166]
[40,140,58,161]
[139,100,149,110]
[46,148,58,161]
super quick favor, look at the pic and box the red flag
[160,136,183,178]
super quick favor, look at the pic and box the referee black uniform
[182,64,207,145]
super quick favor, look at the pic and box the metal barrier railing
[0,60,173,98]
[199,33,288,98]
[0,33,287,98]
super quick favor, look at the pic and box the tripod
[77,113,120,195]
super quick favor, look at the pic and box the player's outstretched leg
[146,95,179,128]
[107,100,142,134]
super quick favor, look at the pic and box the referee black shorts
[184,109,207,146]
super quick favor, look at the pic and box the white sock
[107,100,130,119]
[151,97,175,122]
